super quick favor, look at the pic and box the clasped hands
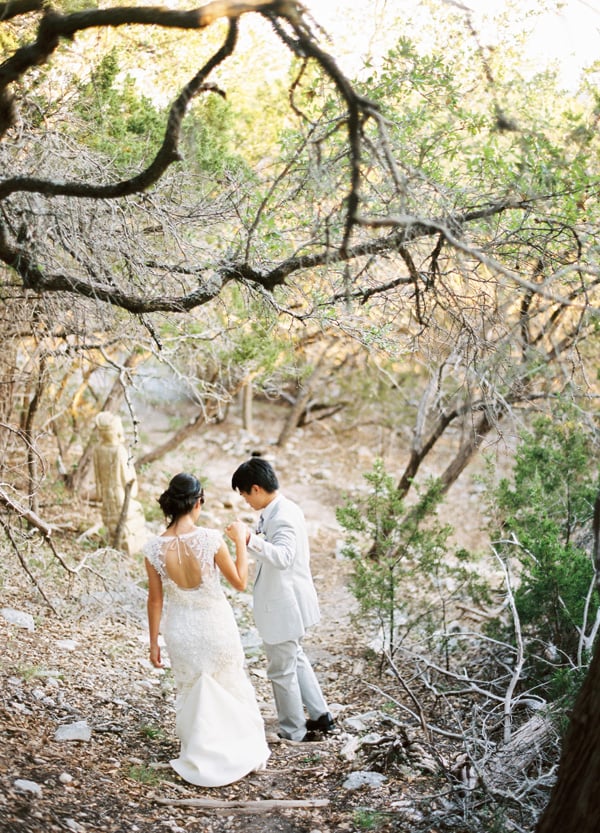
[225,519,249,546]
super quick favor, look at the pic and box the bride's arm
[217,524,248,591]
[145,559,164,668]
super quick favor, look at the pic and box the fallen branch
[480,712,558,793]
[0,486,113,581]
[112,479,134,550]
[0,517,56,612]
[152,797,329,812]
[493,548,524,743]
[0,485,55,536]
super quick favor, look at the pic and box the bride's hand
[150,644,163,668]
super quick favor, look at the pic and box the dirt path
[1,405,444,832]
[1,533,419,833]
[1,555,371,833]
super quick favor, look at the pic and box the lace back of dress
[163,537,204,590]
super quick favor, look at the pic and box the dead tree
[277,347,331,447]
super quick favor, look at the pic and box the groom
[231,456,335,742]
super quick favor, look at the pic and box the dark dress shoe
[305,712,335,733]
[301,730,324,742]
[278,731,322,743]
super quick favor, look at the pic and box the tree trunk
[593,488,600,584]
[277,349,329,448]
[0,342,19,424]
[397,408,459,497]
[24,355,46,515]
[437,410,494,495]
[397,407,497,499]
[241,379,253,433]
[136,379,243,468]
[535,642,600,833]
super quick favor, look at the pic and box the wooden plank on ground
[153,797,329,812]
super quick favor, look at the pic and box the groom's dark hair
[232,457,279,493]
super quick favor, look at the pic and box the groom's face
[238,485,268,511]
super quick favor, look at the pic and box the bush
[490,405,600,688]
[336,458,475,656]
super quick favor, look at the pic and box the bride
[144,472,270,786]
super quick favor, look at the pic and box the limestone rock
[1,608,35,631]
[54,720,92,742]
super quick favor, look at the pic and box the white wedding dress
[144,528,270,786]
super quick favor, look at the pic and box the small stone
[1,608,35,631]
[14,779,42,797]
[342,770,387,790]
[54,720,92,742]
[360,732,385,745]
[31,687,56,706]
[56,639,79,651]
[241,629,262,649]
[344,716,369,731]
[59,772,74,784]
[267,790,287,800]
[11,701,32,714]
[343,709,380,731]
[340,736,360,760]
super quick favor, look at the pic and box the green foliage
[478,806,516,833]
[56,0,99,10]
[349,25,599,239]
[336,459,470,655]
[547,664,588,712]
[491,405,599,667]
[352,809,388,831]
[72,50,165,169]
[142,499,164,525]
[70,46,252,178]
[127,764,162,785]
[183,94,251,177]
[69,48,249,179]
[15,665,51,682]
[216,286,297,382]
[0,27,20,55]
[301,753,322,764]
[139,723,166,741]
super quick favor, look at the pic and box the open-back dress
[144,527,270,786]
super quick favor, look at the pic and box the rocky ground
[1,569,443,833]
[0,402,482,833]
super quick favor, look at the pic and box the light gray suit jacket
[248,494,321,644]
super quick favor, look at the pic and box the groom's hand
[225,520,248,546]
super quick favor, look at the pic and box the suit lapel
[253,498,280,585]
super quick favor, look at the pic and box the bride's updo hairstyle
[158,473,205,524]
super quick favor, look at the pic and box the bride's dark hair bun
[158,473,204,521]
